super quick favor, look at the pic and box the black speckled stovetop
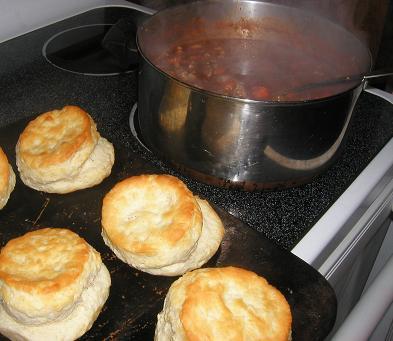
[1,6,393,251]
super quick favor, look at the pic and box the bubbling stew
[154,34,364,101]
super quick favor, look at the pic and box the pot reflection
[139,60,363,189]
[159,82,190,134]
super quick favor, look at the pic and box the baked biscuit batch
[155,267,292,341]
[0,106,292,340]
[0,228,111,341]
[101,174,225,276]
[16,105,114,193]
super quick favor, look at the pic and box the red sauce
[154,37,363,101]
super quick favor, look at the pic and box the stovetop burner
[2,5,393,253]
[43,23,138,76]
[129,103,150,152]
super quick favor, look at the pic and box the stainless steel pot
[136,0,373,190]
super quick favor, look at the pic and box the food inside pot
[141,11,370,102]
[155,35,365,101]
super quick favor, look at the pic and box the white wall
[0,0,105,43]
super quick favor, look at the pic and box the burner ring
[129,103,151,152]
[43,24,138,76]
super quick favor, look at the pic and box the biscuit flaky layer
[155,267,292,341]
[0,228,103,325]
[101,174,204,271]
[0,147,15,209]
[15,105,114,193]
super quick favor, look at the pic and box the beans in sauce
[155,36,362,101]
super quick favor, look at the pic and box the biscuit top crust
[0,228,101,318]
[0,147,10,194]
[102,174,202,261]
[0,228,90,290]
[17,106,99,169]
[178,267,292,341]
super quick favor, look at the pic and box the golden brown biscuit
[0,146,16,209]
[101,174,224,276]
[0,228,111,341]
[155,266,292,341]
[16,105,114,193]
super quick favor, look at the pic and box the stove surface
[1,6,393,251]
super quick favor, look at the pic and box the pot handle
[363,67,393,81]
[100,1,156,71]
[364,85,393,105]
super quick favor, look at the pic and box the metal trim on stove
[74,0,157,16]
[64,0,157,17]
[0,0,157,44]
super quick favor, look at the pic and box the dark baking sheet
[0,118,336,341]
